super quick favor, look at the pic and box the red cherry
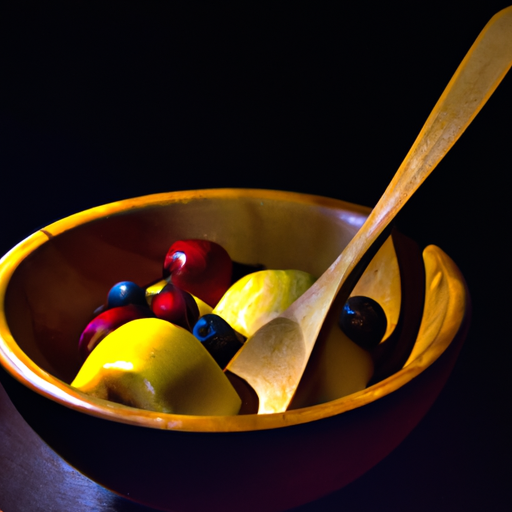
[78,304,154,361]
[163,239,232,307]
[151,282,199,331]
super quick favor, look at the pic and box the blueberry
[107,281,147,309]
[193,314,245,369]
[339,296,387,350]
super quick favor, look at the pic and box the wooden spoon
[226,6,512,414]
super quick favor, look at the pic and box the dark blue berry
[107,281,147,309]
[193,314,245,368]
[339,296,387,350]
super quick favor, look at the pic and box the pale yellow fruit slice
[213,270,316,338]
[290,325,374,409]
[350,235,400,342]
[71,318,241,415]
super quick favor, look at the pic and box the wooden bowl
[0,189,470,512]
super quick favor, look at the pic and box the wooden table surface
[1,2,510,510]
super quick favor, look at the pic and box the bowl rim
[0,188,468,432]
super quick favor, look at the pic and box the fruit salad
[71,239,386,416]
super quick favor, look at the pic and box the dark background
[0,2,510,511]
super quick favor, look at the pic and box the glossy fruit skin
[163,239,232,307]
[151,282,199,331]
[212,269,316,338]
[193,314,245,369]
[78,304,154,361]
[338,296,387,351]
[72,318,242,415]
[107,281,147,308]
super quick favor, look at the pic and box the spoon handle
[368,5,512,240]
[226,6,512,414]
[293,4,512,348]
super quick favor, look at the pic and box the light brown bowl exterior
[0,189,469,511]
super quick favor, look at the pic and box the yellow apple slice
[212,269,316,338]
[71,318,241,416]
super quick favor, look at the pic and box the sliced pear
[71,318,241,416]
[290,324,374,409]
[212,269,316,338]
